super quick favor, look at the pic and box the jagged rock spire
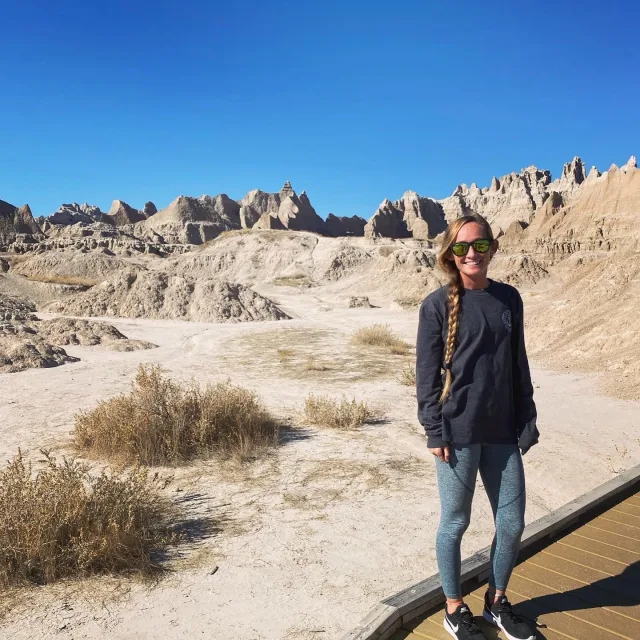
[280,181,295,197]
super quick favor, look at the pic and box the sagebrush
[303,394,379,430]
[75,365,279,464]
[0,451,174,587]
[351,324,410,355]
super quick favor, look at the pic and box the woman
[416,214,539,640]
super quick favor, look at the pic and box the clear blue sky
[1,0,638,219]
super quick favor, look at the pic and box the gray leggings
[435,444,526,599]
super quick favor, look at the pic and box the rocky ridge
[2,154,635,256]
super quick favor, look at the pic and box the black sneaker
[443,603,486,639]
[483,593,536,640]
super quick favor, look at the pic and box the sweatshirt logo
[502,310,512,332]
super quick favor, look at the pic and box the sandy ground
[1,286,640,640]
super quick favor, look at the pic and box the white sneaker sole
[483,608,535,640]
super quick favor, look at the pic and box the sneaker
[483,593,536,640]
[443,603,487,639]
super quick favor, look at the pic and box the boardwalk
[390,489,640,640]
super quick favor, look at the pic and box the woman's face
[450,222,496,280]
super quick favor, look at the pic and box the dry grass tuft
[277,348,295,362]
[303,357,330,372]
[351,324,411,355]
[397,365,416,386]
[75,365,279,465]
[25,274,101,287]
[394,293,424,309]
[271,274,313,287]
[303,394,379,430]
[0,451,174,588]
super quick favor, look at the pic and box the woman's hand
[429,446,450,463]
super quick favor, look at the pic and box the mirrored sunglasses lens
[473,241,490,253]
[451,243,468,256]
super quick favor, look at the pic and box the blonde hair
[436,214,495,402]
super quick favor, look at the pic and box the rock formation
[364,191,446,240]
[46,270,291,323]
[502,157,640,260]
[11,251,145,281]
[240,183,328,235]
[325,213,366,237]
[0,293,154,373]
[143,201,158,216]
[0,200,44,247]
[439,167,552,232]
[548,156,586,200]
[138,194,242,244]
[47,203,109,226]
[108,200,146,226]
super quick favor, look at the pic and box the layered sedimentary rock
[501,158,640,260]
[364,191,446,240]
[47,203,108,226]
[46,200,155,229]
[108,200,146,226]
[0,201,44,247]
[548,157,586,200]
[0,293,155,373]
[240,183,328,235]
[138,194,242,244]
[46,270,291,323]
[439,167,552,232]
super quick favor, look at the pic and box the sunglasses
[451,239,492,257]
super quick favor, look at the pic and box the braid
[439,276,461,403]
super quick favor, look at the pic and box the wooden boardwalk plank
[507,574,636,640]
[531,552,640,600]
[515,562,640,623]
[541,544,640,585]
[620,497,640,509]
[583,514,640,541]
[612,503,640,518]
[557,533,639,564]
[579,522,640,553]
[598,510,640,529]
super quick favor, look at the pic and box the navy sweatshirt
[416,279,536,449]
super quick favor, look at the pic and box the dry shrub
[0,451,173,588]
[25,274,101,287]
[351,324,410,355]
[398,365,416,386]
[303,394,379,430]
[378,246,395,258]
[75,365,279,464]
